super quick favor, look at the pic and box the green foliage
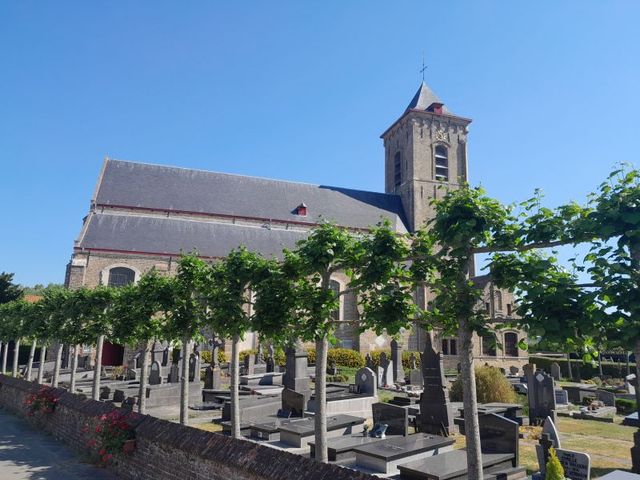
[615,398,637,414]
[327,374,349,382]
[366,350,422,369]
[306,347,365,368]
[0,272,23,305]
[545,447,565,480]
[200,349,228,365]
[450,366,518,403]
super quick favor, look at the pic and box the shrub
[327,374,349,382]
[85,410,136,465]
[306,348,365,368]
[200,349,228,365]
[366,350,421,370]
[450,366,518,403]
[616,398,637,414]
[24,386,58,416]
[545,447,565,480]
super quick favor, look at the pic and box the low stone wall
[0,375,374,480]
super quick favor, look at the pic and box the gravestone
[509,366,519,376]
[372,402,409,436]
[391,339,405,385]
[282,341,311,415]
[168,363,179,383]
[596,389,616,407]
[536,416,562,473]
[188,352,201,382]
[130,353,140,370]
[266,344,275,373]
[550,362,561,380]
[149,360,161,385]
[479,412,519,466]
[626,374,637,395]
[410,368,423,388]
[556,448,591,480]
[419,334,454,436]
[161,347,169,366]
[365,353,373,369]
[151,341,165,364]
[555,389,569,405]
[524,364,556,425]
[355,367,376,396]
[328,360,338,376]
[244,353,255,376]
[377,353,394,387]
[204,365,222,390]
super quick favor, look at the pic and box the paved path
[0,409,118,479]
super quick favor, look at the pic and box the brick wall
[0,375,374,480]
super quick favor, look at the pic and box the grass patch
[193,422,223,433]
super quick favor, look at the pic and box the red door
[102,341,124,366]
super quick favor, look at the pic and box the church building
[65,82,527,371]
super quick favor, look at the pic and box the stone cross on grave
[538,433,554,473]
[419,333,454,436]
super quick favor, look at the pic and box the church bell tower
[381,83,472,232]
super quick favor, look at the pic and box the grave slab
[397,450,516,480]
[278,414,365,448]
[308,435,393,461]
[354,433,454,474]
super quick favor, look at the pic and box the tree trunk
[138,339,152,414]
[12,339,21,378]
[634,340,640,429]
[69,345,79,393]
[179,334,192,425]
[1,341,7,375]
[92,335,105,401]
[52,343,63,387]
[231,334,241,439]
[26,340,37,381]
[459,321,483,480]
[598,349,604,378]
[627,351,632,377]
[37,345,47,385]
[566,352,573,380]
[314,334,329,463]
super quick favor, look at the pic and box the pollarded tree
[279,223,358,463]
[0,300,28,377]
[203,247,266,439]
[39,287,72,387]
[111,271,173,414]
[22,298,45,382]
[165,255,208,425]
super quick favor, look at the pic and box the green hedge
[306,348,365,368]
[616,398,637,414]
[200,349,228,365]
[531,356,634,380]
[367,350,422,370]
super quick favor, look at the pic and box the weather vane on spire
[420,52,428,82]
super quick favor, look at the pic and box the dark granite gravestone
[419,334,454,436]
[372,402,409,436]
[509,365,520,376]
[391,339,405,385]
[149,360,161,385]
[365,353,373,369]
[244,353,255,376]
[524,364,556,425]
[168,363,179,383]
[555,389,569,405]
[131,352,141,370]
[550,362,561,380]
[204,365,221,390]
[355,367,376,396]
[309,435,389,461]
[596,389,616,406]
[479,412,519,466]
[397,450,518,480]
[161,347,169,366]
[266,344,275,373]
[188,353,200,382]
[281,341,311,415]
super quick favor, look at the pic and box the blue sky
[1,1,638,286]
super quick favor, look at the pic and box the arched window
[394,152,402,188]
[482,335,497,357]
[108,267,135,287]
[504,332,519,357]
[330,280,341,321]
[434,145,448,181]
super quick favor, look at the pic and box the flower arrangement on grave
[84,410,136,465]
[24,386,59,416]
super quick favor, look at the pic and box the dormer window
[434,145,449,181]
[294,203,307,216]
[427,102,444,114]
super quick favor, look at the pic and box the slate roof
[77,213,308,259]
[95,160,408,232]
[405,82,451,114]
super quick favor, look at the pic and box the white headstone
[556,448,591,480]
[542,416,561,448]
